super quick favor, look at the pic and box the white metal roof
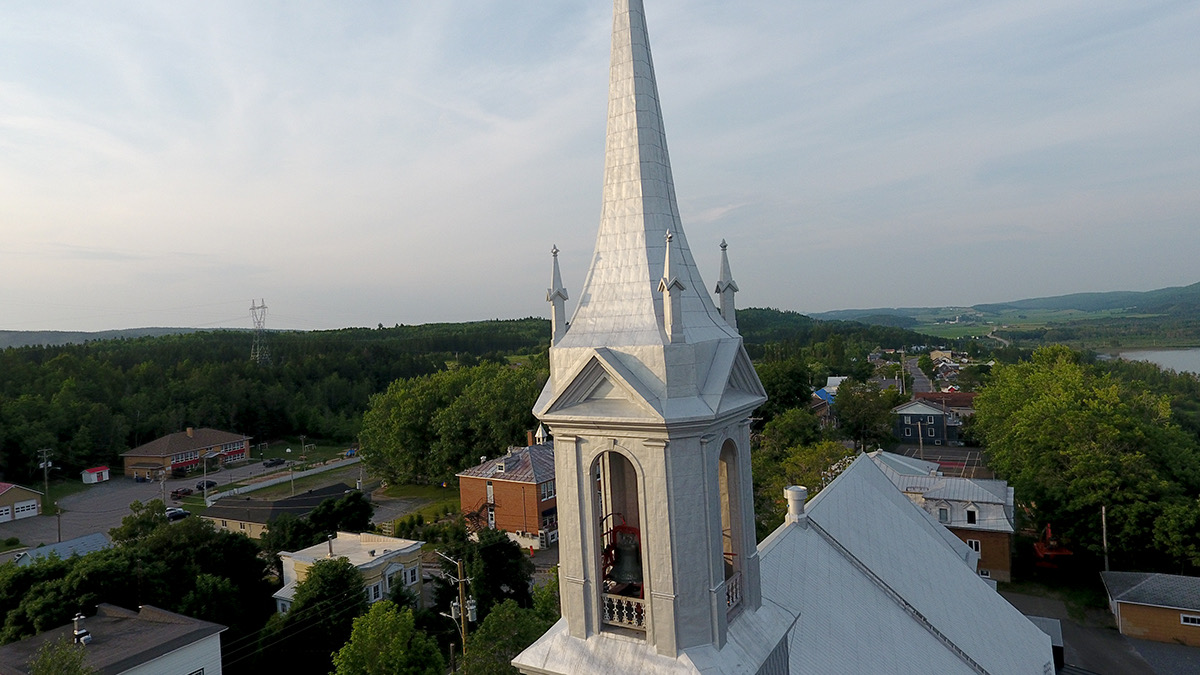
[759,456,1053,674]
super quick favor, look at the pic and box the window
[497,462,505,473]
[966,509,977,525]
[967,539,981,552]
[927,416,934,424]
[1182,614,1200,626]
[372,583,382,600]
[927,427,935,437]
[239,522,246,530]
[904,428,912,437]
[409,567,419,584]
[979,569,991,579]
[486,481,494,504]
[904,415,911,424]
[938,508,949,523]
[540,480,556,501]
[221,520,227,528]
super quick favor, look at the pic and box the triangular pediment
[543,348,662,421]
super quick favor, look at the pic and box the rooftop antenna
[250,299,270,365]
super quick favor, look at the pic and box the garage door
[0,506,10,521]
[13,500,38,520]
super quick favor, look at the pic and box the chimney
[186,427,194,438]
[480,456,486,465]
[326,534,335,558]
[785,486,809,526]
[73,612,92,645]
[527,430,534,446]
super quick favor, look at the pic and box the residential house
[199,483,358,540]
[891,399,963,446]
[869,450,1015,581]
[1101,571,1200,647]
[0,604,225,675]
[0,483,41,522]
[121,427,250,480]
[457,435,557,550]
[13,532,111,567]
[914,391,978,417]
[274,531,423,614]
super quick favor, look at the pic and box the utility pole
[917,421,924,460]
[38,448,52,499]
[1101,505,1110,572]
[56,502,62,543]
[437,551,476,658]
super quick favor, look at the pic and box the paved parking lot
[0,461,306,558]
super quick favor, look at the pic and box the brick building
[121,427,250,480]
[457,437,557,550]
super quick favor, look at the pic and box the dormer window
[966,508,977,525]
[938,507,949,523]
[497,462,505,473]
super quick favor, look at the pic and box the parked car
[169,487,194,500]
[196,480,218,491]
[165,507,190,522]
[263,458,286,468]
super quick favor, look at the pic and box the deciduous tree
[332,601,443,675]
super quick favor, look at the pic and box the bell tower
[515,2,793,673]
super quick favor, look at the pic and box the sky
[2,1,1199,332]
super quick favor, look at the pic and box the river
[1118,348,1200,375]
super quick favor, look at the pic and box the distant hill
[0,327,205,349]
[972,281,1200,315]
[810,281,1200,323]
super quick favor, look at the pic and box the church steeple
[555,0,736,352]
[518,2,788,672]
[715,239,739,330]
[547,245,569,346]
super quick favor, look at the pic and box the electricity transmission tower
[250,299,270,365]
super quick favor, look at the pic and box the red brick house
[458,440,557,549]
[121,427,250,480]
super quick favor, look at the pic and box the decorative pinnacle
[551,245,559,258]
[720,239,728,251]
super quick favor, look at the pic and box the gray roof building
[1101,571,1200,611]
[0,604,225,675]
[13,533,111,568]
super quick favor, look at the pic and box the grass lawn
[0,538,24,553]
[44,479,91,506]
[998,579,1109,623]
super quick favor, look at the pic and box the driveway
[1001,591,1156,674]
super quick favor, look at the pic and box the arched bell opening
[719,439,744,614]
[591,450,647,634]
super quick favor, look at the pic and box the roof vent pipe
[785,486,809,526]
[73,612,92,645]
[327,534,335,558]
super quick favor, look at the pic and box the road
[905,357,934,393]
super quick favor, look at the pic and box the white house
[273,531,423,614]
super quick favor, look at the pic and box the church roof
[759,456,1053,674]
[554,0,737,351]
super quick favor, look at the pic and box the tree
[461,599,553,675]
[361,363,547,484]
[29,636,93,675]
[268,557,370,672]
[309,491,375,535]
[332,601,443,675]
[466,529,535,621]
[974,345,1200,568]
[758,408,822,461]
[753,358,810,425]
[753,440,856,538]
[108,499,167,543]
[832,380,900,450]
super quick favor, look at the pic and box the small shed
[82,466,111,484]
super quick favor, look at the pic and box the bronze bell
[609,531,643,584]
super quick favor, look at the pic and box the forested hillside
[0,319,549,482]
